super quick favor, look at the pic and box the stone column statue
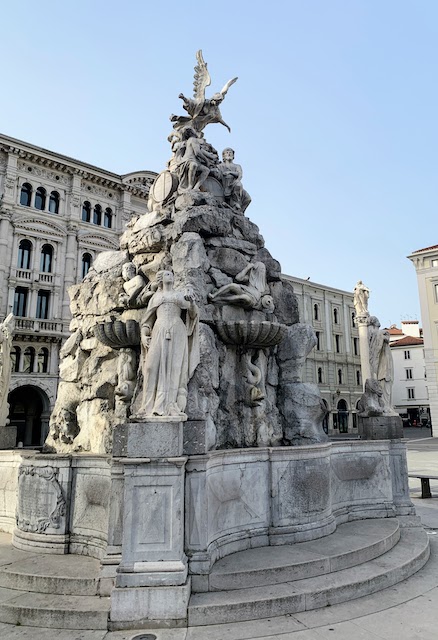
[353,280,371,384]
[135,271,199,419]
[353,280,370,317]
[0,313,14,427]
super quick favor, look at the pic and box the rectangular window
[335,334,340,353]
[406,368,413,380]
[404,350,411,360]
[432,259,438,267]
[13,287,28,317]
[407,388,415,399]
[36,290,50,319]
[353,337,359,356]
[435,283,438,302]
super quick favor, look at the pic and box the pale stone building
[407,245,438,434]
[388,320,429,427]
[0,133,155,446]
[283,275,362,435]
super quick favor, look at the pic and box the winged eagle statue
[170,50,238,134]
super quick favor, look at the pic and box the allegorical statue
[170,50,237,134]
[173,127,218,191]
[368,316,396,415]
[214,148,251,213]
[353,280,370,316]
[135,271,199,419]
[0,314,15,427]
[209,261,274,311]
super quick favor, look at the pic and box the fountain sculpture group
[0,52,423,630]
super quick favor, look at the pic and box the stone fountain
[0,51,427,631]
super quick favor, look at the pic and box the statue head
[122,262,136,281]
[155,270,174,289]
[211,92,224,105]
[369,316,381,328]
[222,148,235,162]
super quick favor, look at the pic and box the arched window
[333,308,339,324]
[10,346,21,373]
[40,244,53,273]
[34,187,46,210]
[48,191,60,214]
[37,347,49,373]
[18,239,32,269]
[104,208,113,229]
[356,370,361,386]
[338,368,343,385]
[82,201,91,222]
[313,303,319,321]
[315,331,321,351]
[23,346,35,373]
[351,312,355,327]
[317,367,323,384]
[93,204,102,225]
[82,253,92,278]
[20,183,32,207]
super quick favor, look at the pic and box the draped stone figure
[208,261,273,310]
[368,316,396,415]
[353,280,370,316]
[0,314,14,427]
[135,271,199,419]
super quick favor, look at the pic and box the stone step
[208,518,400,592]
[0,552,100,595]
[0,589,110,629]
[188,526,429,626]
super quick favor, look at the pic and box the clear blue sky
[2,1,437,328]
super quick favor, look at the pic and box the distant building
[388,321,429,427]
[283,276,362,435]
[0,133,156,446]
[407,246,438,435]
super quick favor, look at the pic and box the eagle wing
[220,76,238,97]
[193,50,211,101]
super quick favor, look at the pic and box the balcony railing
[13,269,54,284]
[15,318,63,334]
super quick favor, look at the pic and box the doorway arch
[7,385,50,446]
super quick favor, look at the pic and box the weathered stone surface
[173,205,233,238]
[358,415,403,440]
[279,382,329,445]
[207,247,249,277]
[209,267,232,288]
[270,279,300,325]
[277,324,317,383]
[206,236,257,255]
[257,247,282,281]
[90,250,128,274]
[231,214,264,247]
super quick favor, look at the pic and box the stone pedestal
[109,419,190,629]
[358,415,403,440]
[0,424,17,449]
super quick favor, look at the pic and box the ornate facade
[0,133,156,445]
[283,275,362,435]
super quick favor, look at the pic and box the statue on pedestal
[0,313,14,427]
[353,280,370,316]
[368,316,396,415]
[135,271,200,419]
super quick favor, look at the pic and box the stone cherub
[170,50,237,134]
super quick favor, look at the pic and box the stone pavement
[1,438,438,640]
